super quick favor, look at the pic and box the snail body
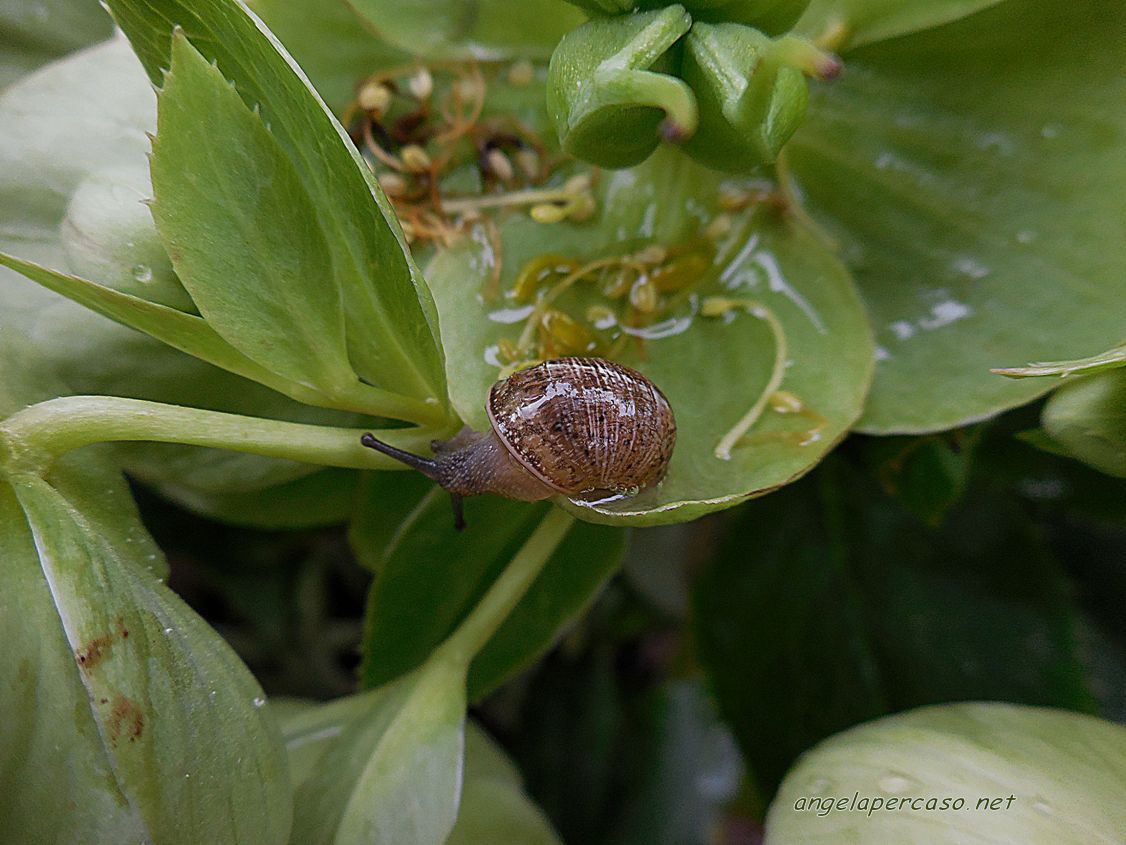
[361,358,676,523]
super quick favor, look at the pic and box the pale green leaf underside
[286,662,466,845]
[0,39,369,497]
[1042,370,1126,479]
[765,702,1126,844]
[794,0,1004,52]
[246,0,410,113]
[0,250,307,399]
[426,151,873,525]
[791,0,1126,433]
[152,34,355,395]
[0,457,290,844]
[993,341,1126,379]
[282,703,559,845]
[447,725,562,845]
[0,0,113,89]
[347,0,584,62]
[105,0,447,404]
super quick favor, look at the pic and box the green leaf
[609,681,744,845]
[105,0,447,406]
[151,33,356,395]
[1043,370,1126,479]
[247,0,409,113]
[790,0,1126,432]
[283,661,466,845]
[993,341,1126,379]
[425,150,873,525]
[446,724,563,845]
[859,431,978,525]
[282,700,560,845]
[153,466,359,529]
[0,250,327,404]
[0,0,113,88]
[0,38,370,497]
[352,475,627,699]
[692,459,1095,796]
[794,0,1004,51]
[348,0,584,62]
[0,455,290,844]
[765,702,1126,844]
[60,162,194,311]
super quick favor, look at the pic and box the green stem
[0,395,445,477]
[436,507,575,666]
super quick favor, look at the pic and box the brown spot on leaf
[76,634,114,670]
[107,694,144,746]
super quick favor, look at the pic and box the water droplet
[878,773,917,794]
[1040,123,1063,139]
[487,304,534,324]
[952,256,990,279]
[889,320,916,341]
[806,777,833,794]
[1031,797,1053,816]
[252,696,266,708]
[1016,229,1037,245]
[131,263,153,284]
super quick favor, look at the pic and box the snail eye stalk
[360,433,468,530]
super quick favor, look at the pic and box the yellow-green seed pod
[541,309,598,354]
[547,6,698,169]
[512,254,580,303]
[679,23,839,173]
[650,253,710,292]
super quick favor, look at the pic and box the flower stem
[0,395,445,477]
[436,507,575,666]
[706,299,789,460]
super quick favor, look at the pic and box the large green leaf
[0,0,113,89]
[0,39,381,499]
[352,475,626,699]
[790,0,1126,432]
[1043,370,1126,479]
[426,150,873,525]
[0,454,290,843]
[347,0,584,61]
[247,0,409,113]
[151,34,355,396]
[765,702,1126,844]
[794,0,1004,51]
[283,661,466,845]
[104,0,447,406]
[447,725,563,845]
[692,458,1094,796]
[155,466,359,529]
[282,701,559,845]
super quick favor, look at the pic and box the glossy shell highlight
[487,357,676,498]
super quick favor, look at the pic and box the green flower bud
[547,5,698,169]
[679,22,840,172]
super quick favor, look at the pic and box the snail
[361,357,676,529]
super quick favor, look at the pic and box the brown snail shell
[360,358,676,526]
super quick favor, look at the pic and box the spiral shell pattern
[487,358,676,498]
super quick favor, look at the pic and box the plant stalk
[436,507,575,665]
[0,395,444,477]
